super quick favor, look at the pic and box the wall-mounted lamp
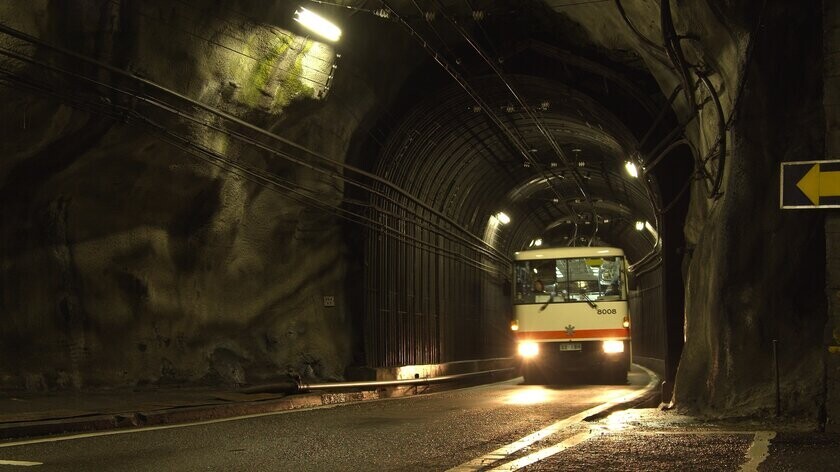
[625,161,639,178]
[294,7,342,42]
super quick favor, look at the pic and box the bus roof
[513,246,625,260]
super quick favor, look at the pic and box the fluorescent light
[496,212,511,225]
[294,7,342,42]
[635,221,645,231]
[625,161,638,178]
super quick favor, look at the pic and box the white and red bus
[511,246,631,383]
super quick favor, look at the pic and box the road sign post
[781,160,840,209]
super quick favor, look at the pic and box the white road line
[740,431,776,472]
[0,459,42,466]
[632,430,755,435]
[447,364,658,471]
[0,403,341,448]
[0,377,521,449]
[489,431,592,471]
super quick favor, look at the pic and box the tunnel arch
[355,66,682,368]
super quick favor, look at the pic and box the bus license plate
[559,343,581,351]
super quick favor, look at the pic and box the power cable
[0,22,510,268]
[2,35,505,278]
[434,0,603,246]
[378,0,587,248]
[0,58,505,275]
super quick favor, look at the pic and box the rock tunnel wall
[673,3,826,418]
[556,0,827,418]
[0,0,420,389]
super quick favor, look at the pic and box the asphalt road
[0,372,651,471]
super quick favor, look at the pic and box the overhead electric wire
[430,0,603,246]
[0,22,511,270]
[378,0,590,249]
[0,54,506,276]
[658,0,728,201]
[608,0,738,268]
[2,51,508,272]
[613,0,669,60]
[661,169,696,215]
[637,85,682,151]
[694,70,726,198]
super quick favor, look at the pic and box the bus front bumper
[517,340,630,372]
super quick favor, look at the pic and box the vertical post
[824,0,840,431]
[773,339,780,417]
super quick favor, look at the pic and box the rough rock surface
[0,0,418,389]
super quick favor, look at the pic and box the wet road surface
[0,370,652,471]
[1,366,808,471]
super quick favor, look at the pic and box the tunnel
[0,0,833,428]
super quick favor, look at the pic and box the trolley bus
[511,246,631,384]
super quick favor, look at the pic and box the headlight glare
[518,341,539,358]
[602,340,624,354]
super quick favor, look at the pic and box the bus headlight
[518,341,539,358]
[602,340,624,354]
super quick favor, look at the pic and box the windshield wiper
[580,292,598,309]
[539,294,553,312]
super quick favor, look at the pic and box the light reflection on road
[504,386,552,405]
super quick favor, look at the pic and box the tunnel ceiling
[357,2,672,263]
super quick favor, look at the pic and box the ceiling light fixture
[635,220,645,231]
[496,212,511,225]
[294,7,342,42]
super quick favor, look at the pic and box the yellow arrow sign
[796,163,840,205]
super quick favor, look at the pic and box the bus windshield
[513,256,625,305]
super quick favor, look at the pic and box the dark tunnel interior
[0,0,834,426]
